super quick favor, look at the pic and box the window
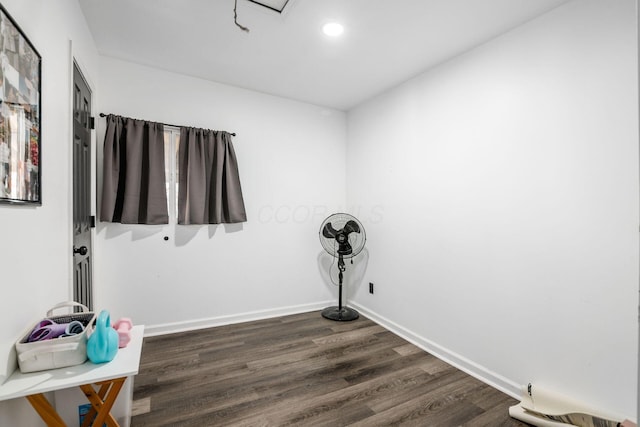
[101,117,245,225]
[163,127,180,222]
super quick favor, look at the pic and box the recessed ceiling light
[322,22,344,37]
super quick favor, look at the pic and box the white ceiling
[78,0,569,111]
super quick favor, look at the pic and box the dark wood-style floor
[131,311,528,426]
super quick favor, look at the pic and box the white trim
[67,39,74,303]
[144,301,333,337]
[350,302,522,400]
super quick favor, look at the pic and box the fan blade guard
[319,213,366,259]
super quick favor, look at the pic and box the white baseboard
[144,301,333,337]
[350,302,522,400]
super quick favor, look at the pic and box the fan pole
[337,256,345,311]
[321,254,359,321]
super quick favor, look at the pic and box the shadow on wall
[98,222,244,246]
[174,223,244,246]
[317,248,369,303]
[101,224,164,241]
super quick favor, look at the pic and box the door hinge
[89,116,95,129]
[90,215,96,228]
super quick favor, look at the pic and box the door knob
[73,246,88,256]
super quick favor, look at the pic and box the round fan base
[321,306,359,321]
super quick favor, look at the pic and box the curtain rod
[98,113,236,136]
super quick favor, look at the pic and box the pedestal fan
[319,213,366,321]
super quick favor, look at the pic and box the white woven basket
[15,301,96,373]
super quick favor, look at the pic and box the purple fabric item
[27,319,85,342]
[34,319,54,329]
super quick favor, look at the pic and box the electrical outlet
[369,282,374,294]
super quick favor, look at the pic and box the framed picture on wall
[0,4,41,205]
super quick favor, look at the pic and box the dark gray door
[72,63,93,310]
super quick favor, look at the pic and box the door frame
[69,49,97,307]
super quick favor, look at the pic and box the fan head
[319,213,366,259]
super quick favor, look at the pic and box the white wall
[347,0,638,420]
[95,57,347,333]
[1,0,637,423]
[0,0,99,424]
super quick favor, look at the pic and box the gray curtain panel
[178,127,247,224]
[100,115,169,224]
